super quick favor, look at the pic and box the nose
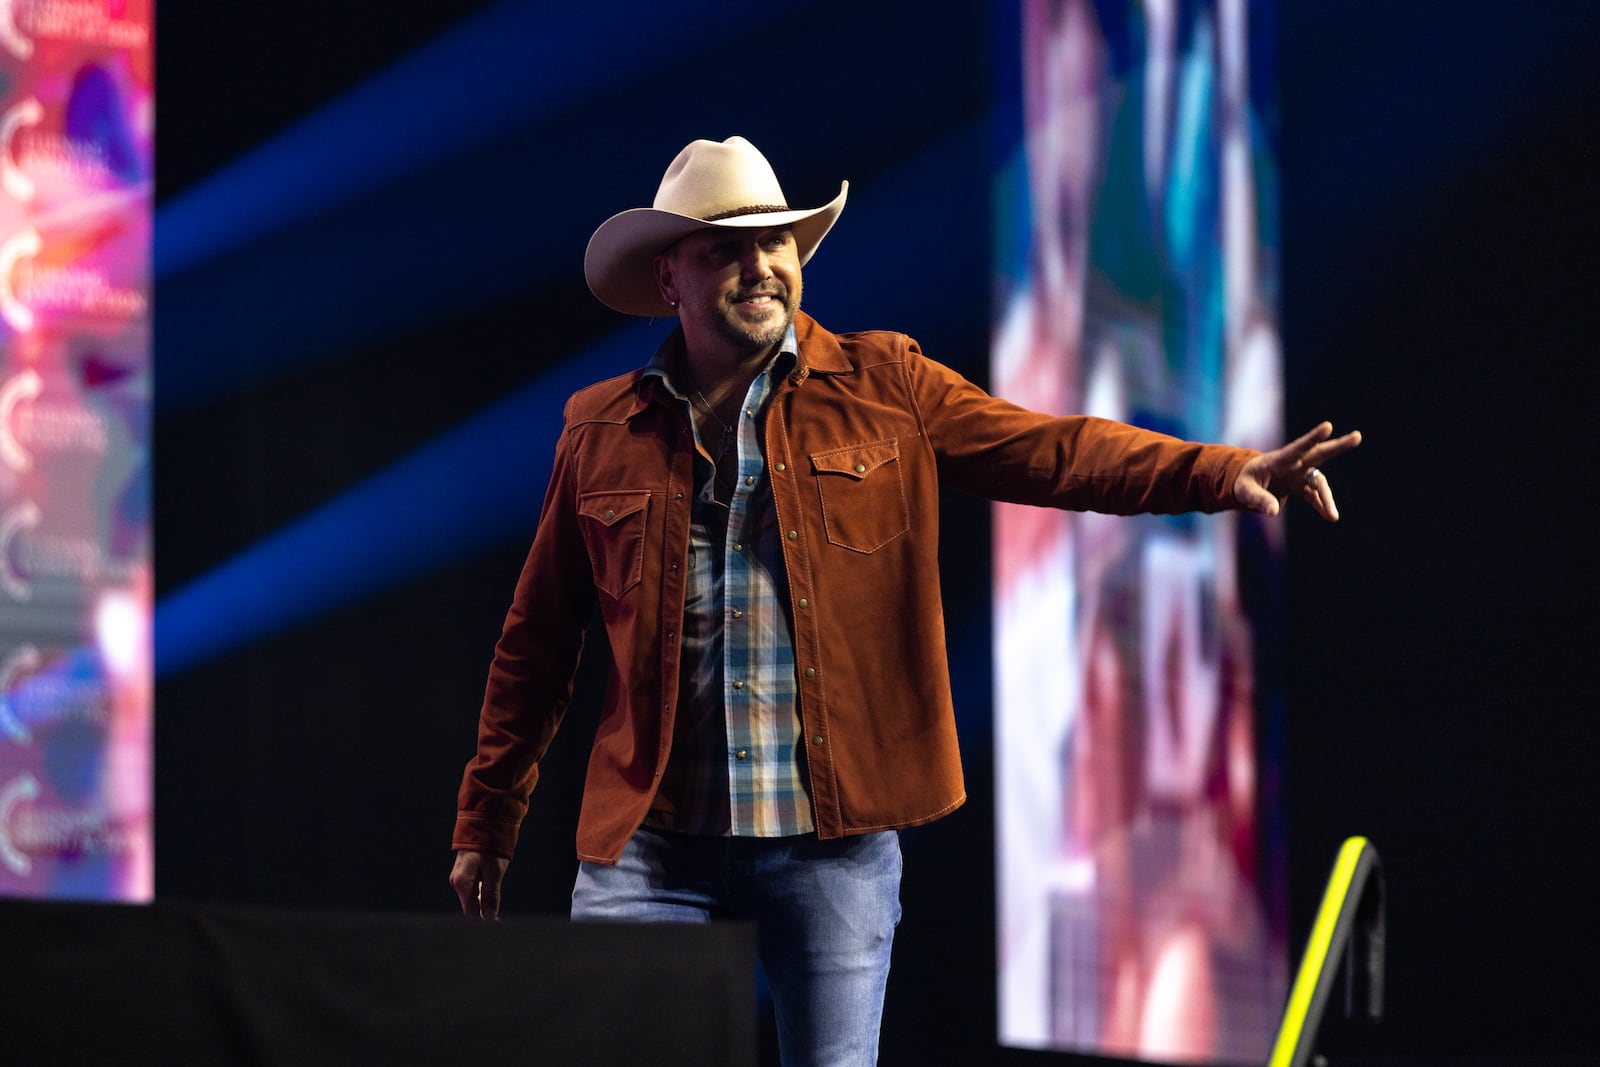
[738,242,773,284]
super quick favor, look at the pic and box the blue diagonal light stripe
[154,0,803,281]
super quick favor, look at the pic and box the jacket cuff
[1207,445,1259,511]
[451,811,520,858]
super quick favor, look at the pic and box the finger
[479,866,503,921]
[1236,477,1281,517]
[1276,421,1335,464]
[451,870,479,917]
[1302,469,1340,521]
[1318,476,1342,522]
[1301,429,1362,467]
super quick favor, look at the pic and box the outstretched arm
[1233,421,1363,521]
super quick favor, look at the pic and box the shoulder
[835,328,915,365]
[564,370,648,424]
[795,311,916,374]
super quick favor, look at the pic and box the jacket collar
[630,319,815,419]
[792,310,850,376]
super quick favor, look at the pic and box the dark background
[153,2,1598,1064]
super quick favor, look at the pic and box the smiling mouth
[731,289,784,307]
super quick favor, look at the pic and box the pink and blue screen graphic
[0,0,152,902]
[993,1,1287,1062]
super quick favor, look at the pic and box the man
[450,136,1359,1065]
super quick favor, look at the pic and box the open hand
[1234,422,1363,521]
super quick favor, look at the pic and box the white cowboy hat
[584,136,848,317]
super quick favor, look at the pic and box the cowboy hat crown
[584,136,848,317]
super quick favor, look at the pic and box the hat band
[703,203,790,221]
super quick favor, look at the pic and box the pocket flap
[579,491,650,527]
[810,439,900,480]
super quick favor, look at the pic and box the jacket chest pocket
[810,439,910,554]
[579,491,650,599]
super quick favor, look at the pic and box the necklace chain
[685,374,740,499]
[692,387,734,436]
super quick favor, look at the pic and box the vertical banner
[0,0,153,901]
[994,1,1285,1061]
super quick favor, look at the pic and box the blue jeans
[571,827,903,1067]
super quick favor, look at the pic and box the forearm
[907,347,1257,512]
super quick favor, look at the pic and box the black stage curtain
[3,898,756,1066]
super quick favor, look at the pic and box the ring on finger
[1304,467,1321,487]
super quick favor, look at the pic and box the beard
[710,281,800,354]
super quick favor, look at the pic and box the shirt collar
[641,323,799,400]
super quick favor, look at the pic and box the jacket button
[788,530,797,540]
[775,462,786,472]
[675,492,684,500]
[798,598,808,609]
[855,463,866,473]
[605,509,615,520]
[804,667,815,677]
[811,735,823,746]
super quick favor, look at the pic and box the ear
[652,254,677,308]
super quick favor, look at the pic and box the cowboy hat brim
[584,181,848,318]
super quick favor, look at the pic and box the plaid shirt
[641,326,815,838]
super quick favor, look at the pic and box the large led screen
[994,1,1286,1060]
[0,0,152,901]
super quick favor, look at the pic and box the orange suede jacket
[453,312,1255,864]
